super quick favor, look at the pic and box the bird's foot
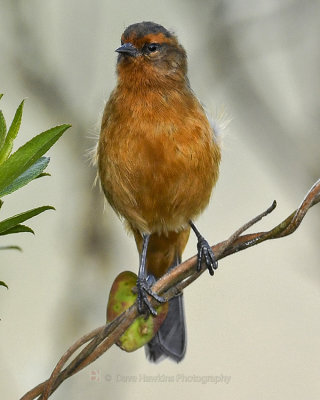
[136,276,166,317]
[196,236,218,275]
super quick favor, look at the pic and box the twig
[21,179,320,400]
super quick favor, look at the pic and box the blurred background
[1,0,319,399]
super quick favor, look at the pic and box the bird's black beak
[115,43,138,57]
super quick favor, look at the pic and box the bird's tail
[145,258,186,363]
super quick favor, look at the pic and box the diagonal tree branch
[21,179,320,400]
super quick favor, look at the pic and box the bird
[97,21,221,362]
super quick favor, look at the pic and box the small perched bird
[97,21,221,362]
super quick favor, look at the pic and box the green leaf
[0,205,54,234]
[0,281,8,289]
[0,100,24,164]
[0,94,3,100]
[0,224,34,236]
[36,172,51,179]
[0,110,7,150]
[0,157,49,198]
[0,245,22,251]
[0,124,70,193]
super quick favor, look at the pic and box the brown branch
[20,179,320,400]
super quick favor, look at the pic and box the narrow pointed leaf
[0,245,22,251]
[36,172,51,179]
[0,205,54,234]
[0,100,24,164]
[0,110,7,150]
[0,281,8,289]
[0,157,49,198]
[0,224,34,236]
[0,124,70,193]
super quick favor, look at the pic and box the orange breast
[98,86,221,234]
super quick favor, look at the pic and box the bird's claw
[196,237,218,275]
[136,277,166,317]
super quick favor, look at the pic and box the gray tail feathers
[145,293,186,363]
[145,257,186,363]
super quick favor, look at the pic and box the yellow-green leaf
[0,224,34,236]
[0,100,24,164]
[0,205,54,234]
[0,157,49,198]
[0,246,21,251]
[0,281,8,289]
[0,124,70,193]
[0,110,7,150]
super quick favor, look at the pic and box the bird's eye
[147,43,160,52]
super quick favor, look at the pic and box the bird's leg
[137,233,166,317]
[189,221,218,275]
